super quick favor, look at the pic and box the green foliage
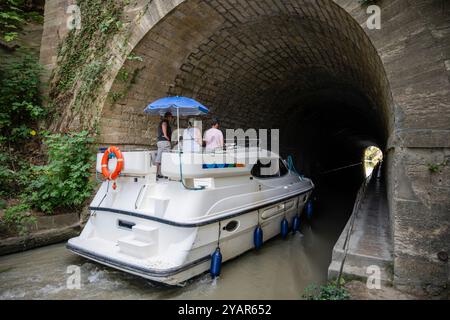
[99,17,117,33]
[74,60,106,112]
[1,131,95,233]
[117,69,129,82]
[0,50,45,143]
[427,159,447,174]
[0,0,43,42]
[126,53,144,62]
[4,31,18,42]
[0,49,43,205]
[3,203,36,236]
[111,92,125,103]
[48,0,150,130]
[0,3,98,234]
[428,163,440,173]
[0,144,32,198]
[303,282,350,300]
[24,131,95,214]
[0,152,16,196]
[110,66,144,103]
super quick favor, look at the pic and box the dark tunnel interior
[281,85,386,189]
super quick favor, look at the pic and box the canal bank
[0,211,83,256]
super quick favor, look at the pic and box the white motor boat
[67,146,314,285]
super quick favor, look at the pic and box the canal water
[0,182,356,300]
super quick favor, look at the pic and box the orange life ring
[101,146,124,181]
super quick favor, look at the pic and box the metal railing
[336,162,382,287]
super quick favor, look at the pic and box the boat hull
[67,188,312,285]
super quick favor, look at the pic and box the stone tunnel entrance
[99,0,392,203]
[97,0,394,288]
[38,0,450,296]
[100,0,392,186]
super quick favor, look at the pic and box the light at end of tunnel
[364,146,383,178]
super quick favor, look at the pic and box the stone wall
[39,0,76,79]
[339,0,450,296]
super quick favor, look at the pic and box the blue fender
[281,218,289,239]
[292,215,301,233]
[254,226,263,250]
[210,247,222,278]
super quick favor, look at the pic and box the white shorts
[156,141,171,163]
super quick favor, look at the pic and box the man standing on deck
[203,117,224,152]
[183,118,203,153]
[155,111,173,179]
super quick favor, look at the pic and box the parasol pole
[175,105,205,191]
[177,106,180,148]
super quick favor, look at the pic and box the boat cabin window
[251,159,288,178]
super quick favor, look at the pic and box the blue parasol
[144,96,209,191]
[144,96,209,116]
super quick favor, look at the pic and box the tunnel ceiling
[101,0,392,157]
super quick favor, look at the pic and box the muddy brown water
[0,187,355,300]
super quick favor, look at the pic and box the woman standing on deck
[155,111,173,179]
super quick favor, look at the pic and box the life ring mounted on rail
[101,146,124,190]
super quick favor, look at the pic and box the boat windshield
[251,159,288,178]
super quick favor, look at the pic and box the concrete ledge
[0,224,81,256]
[344,280,420,300]
[32,212,80,230]
[329,261,393,286]
[328,166,394,286]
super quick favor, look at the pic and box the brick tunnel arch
[38,0,450,295]
[99,0,393,185]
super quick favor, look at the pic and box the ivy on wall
[111,63,145,104]
[48,0,131,132]
[0,0,137,234]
